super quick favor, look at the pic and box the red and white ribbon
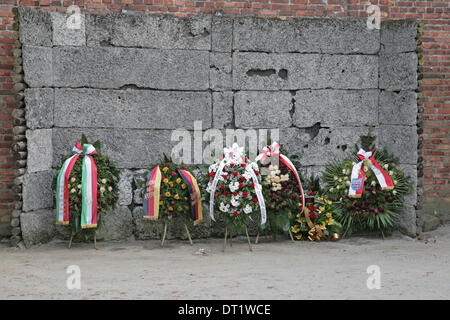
[348,149,394,198]
[256,142,305,214]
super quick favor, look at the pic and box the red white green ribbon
[143,166,162,220]
[56,142,83,225]
[256,142,305,214]
[348,149,394,198]
[55,142,98,229]
[80,144,98,228]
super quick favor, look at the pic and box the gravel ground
[1,225,449,300]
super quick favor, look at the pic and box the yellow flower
[291,225,300,233]
[159,201,163,205]
[165,192,171,197]
[174,194,180,200]
[320,224,326,230]
[326,212,332,218]
[295,234,302,240]
[325,200,332,205]
[162,167,168,173]
[296,218,303,223]
[319,206,325,213]
[163,178,169,184]
[169,182,174,187]
[327,218,334,225]
[317,197,323,201]
[181,184,186,189]
[168,206,173,211]
[176,178,182,184]
[184,205,189,210]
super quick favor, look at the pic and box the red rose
[102,202,107,208]
[172,213,177,218]
[171,171,177,176]
[233,192,238,197]
[185,197,189,202]
[309,191,315,196]
[310,212,317,219]
[209,172,215,177]
[230,162,235,167]
[250,182,255,188]
[224,191,229,196]
[308,204,316,212]
[243,191,248,198]
[160,195,165,199]
[181,165,186,169]
[239,183,244,189]
[166,162,171,165]
[163,211,168,216]
[162,175,166,179]
[244,157,248,162]
[253,198,258,203]
[171,201,175,206]
[233,171,238,176]
[241,177,246,181]
[254,170,259,175]
[233,211,238,217]
[222,174,228,179]
[220,185,225,190]
[241,163,246,167]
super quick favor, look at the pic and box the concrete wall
[18,7,418,246]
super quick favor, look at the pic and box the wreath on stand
[205,143,265,252]
[141,155,203,247]
[55,134,120,249]
[256,142,305,242]
[323,133,412,237]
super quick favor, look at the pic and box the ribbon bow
[256,141,305,214]
[348,149,394,198]
[256,142,281,163]
[56,142,98,229]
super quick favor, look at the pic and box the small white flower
[108,186,112,192]
[389,171,393,176]
[70,188,76,194]
[371,180,376,186]
[231,197,240,207]
[101,178,107,184]
[77,184,82,189]
[338,178,342,182]
[393,190,397,195]
[383,164,389,170]
[334,176,338,181]
[243,204,252,214]
[100,186,106,193]
[219,202,229,213]
[336,185,340,190]
[352,162,356,166]
[346,181,350,186]
[70,177,76,183]
[394,180,397,185]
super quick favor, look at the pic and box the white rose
[101,178,107,184]
[371,180,376,186]
[383,164,389,170]
[346,181,350,186]
[70,177,76,183]
[77,184,82,189]
[100,187,106,193]
[108,186,112,192]
[70,188,76,194]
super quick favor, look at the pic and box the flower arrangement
[257,143,305,240]
[55,134,120,246]
[323,133,411,236]
[142,155,202,246]
[205,143,265,251]
[290,190,342,241]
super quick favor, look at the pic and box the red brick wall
[0,0,448,236]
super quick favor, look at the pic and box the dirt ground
[1,225,449,300]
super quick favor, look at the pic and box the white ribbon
[247,166,266,224]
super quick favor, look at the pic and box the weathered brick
[233,53,378,90]
[54,88,211,129]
